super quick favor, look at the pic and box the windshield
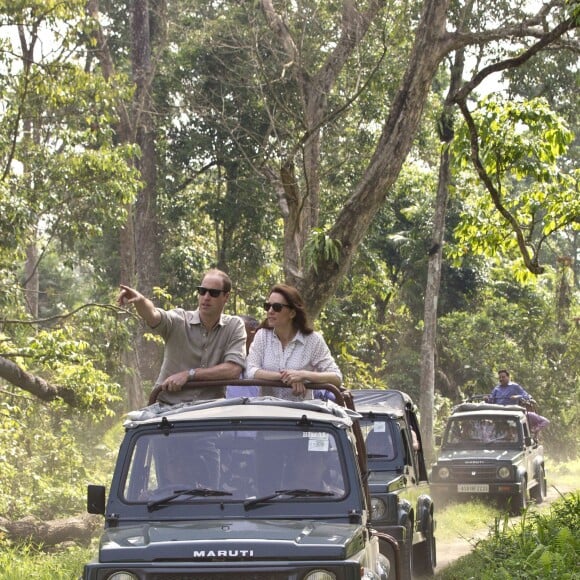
[122,427,346,504]
[443,416,522,447]
[359,418,397,460]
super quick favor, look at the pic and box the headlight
[304,570,336,580]
[106,572,139,580]
[438,467,450,479]
[498,466,511,479]
[371,496,387,519]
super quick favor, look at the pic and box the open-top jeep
[83,381,397,580]
[430,402,546,515]
[351,390,436,580]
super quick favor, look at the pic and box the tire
[413,513,436,577]
[400,518,414,580]
[510,475,527,515]
[530,466,545,504]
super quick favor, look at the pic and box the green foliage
[0,539,93,579]
[304,229,342,274]
[450,96,579,276]
[437,491,580,579]
[0,1,141,264]
[0,397,115,520]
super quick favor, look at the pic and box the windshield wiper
[244,488,335,510]
[148,487,232,510]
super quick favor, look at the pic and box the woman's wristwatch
[187,368,196,381]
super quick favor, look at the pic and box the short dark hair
[498,369,510,377]
[204,268,232,293]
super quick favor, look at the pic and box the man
[118,268,246,405]
[486,369,550,437]
[486,369,531,406]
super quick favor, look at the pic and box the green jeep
[431,402,546,515]
[83,381,397,580]
[352,390,436,580]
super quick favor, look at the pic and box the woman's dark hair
[263,283,313,334]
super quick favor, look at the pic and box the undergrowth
[0,541,94,579]
[436,490,580,579]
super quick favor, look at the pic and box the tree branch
[0,355,79,406]
[453,15,578,103]
[456,100,543,274]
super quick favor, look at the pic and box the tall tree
[88,0,169,407]
[0,0,140,400]
[419,0,473,461]
[165,0,577,318]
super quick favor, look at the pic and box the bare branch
[1,302,129,326]
[453,15,578,103]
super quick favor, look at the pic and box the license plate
[458,484,489,493]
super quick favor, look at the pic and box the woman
[246,284,342,400]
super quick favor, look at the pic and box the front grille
[149,574,291,580]
[449,465,500,481]
[92,566,353,580]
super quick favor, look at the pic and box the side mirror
[435,436,442,446]
[87,484,106,515]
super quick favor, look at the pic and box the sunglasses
[197,286,226,298]
[263,302,291,313]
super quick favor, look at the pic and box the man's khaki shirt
[151,308,246,404]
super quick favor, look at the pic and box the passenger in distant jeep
[485,369,531,405]
[485,369,549,436]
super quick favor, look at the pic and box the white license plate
[458,484,489,493]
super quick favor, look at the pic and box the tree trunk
[128,0,164,399]
[260,0,386,288]
[302,0,450,318]
[0,514,101,547]
[419,145,450,464]
[91,0,167,409]
[418,6,469,461]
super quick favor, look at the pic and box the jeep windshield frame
[121,422,349,506]
[441,414,524,449]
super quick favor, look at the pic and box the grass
[434,458,580,579]
[434,500,500,543]
[0,541,94,579]
[435,490,580,579]
[547,457,580,491]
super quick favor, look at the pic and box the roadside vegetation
[435,490,580,580]
[0,543,93,580]
[434,458,580,579]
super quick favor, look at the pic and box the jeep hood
[436,448,523,463]
[98,519,366,563]
[367,470,407,492]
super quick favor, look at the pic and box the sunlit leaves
[450,96,578,273]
